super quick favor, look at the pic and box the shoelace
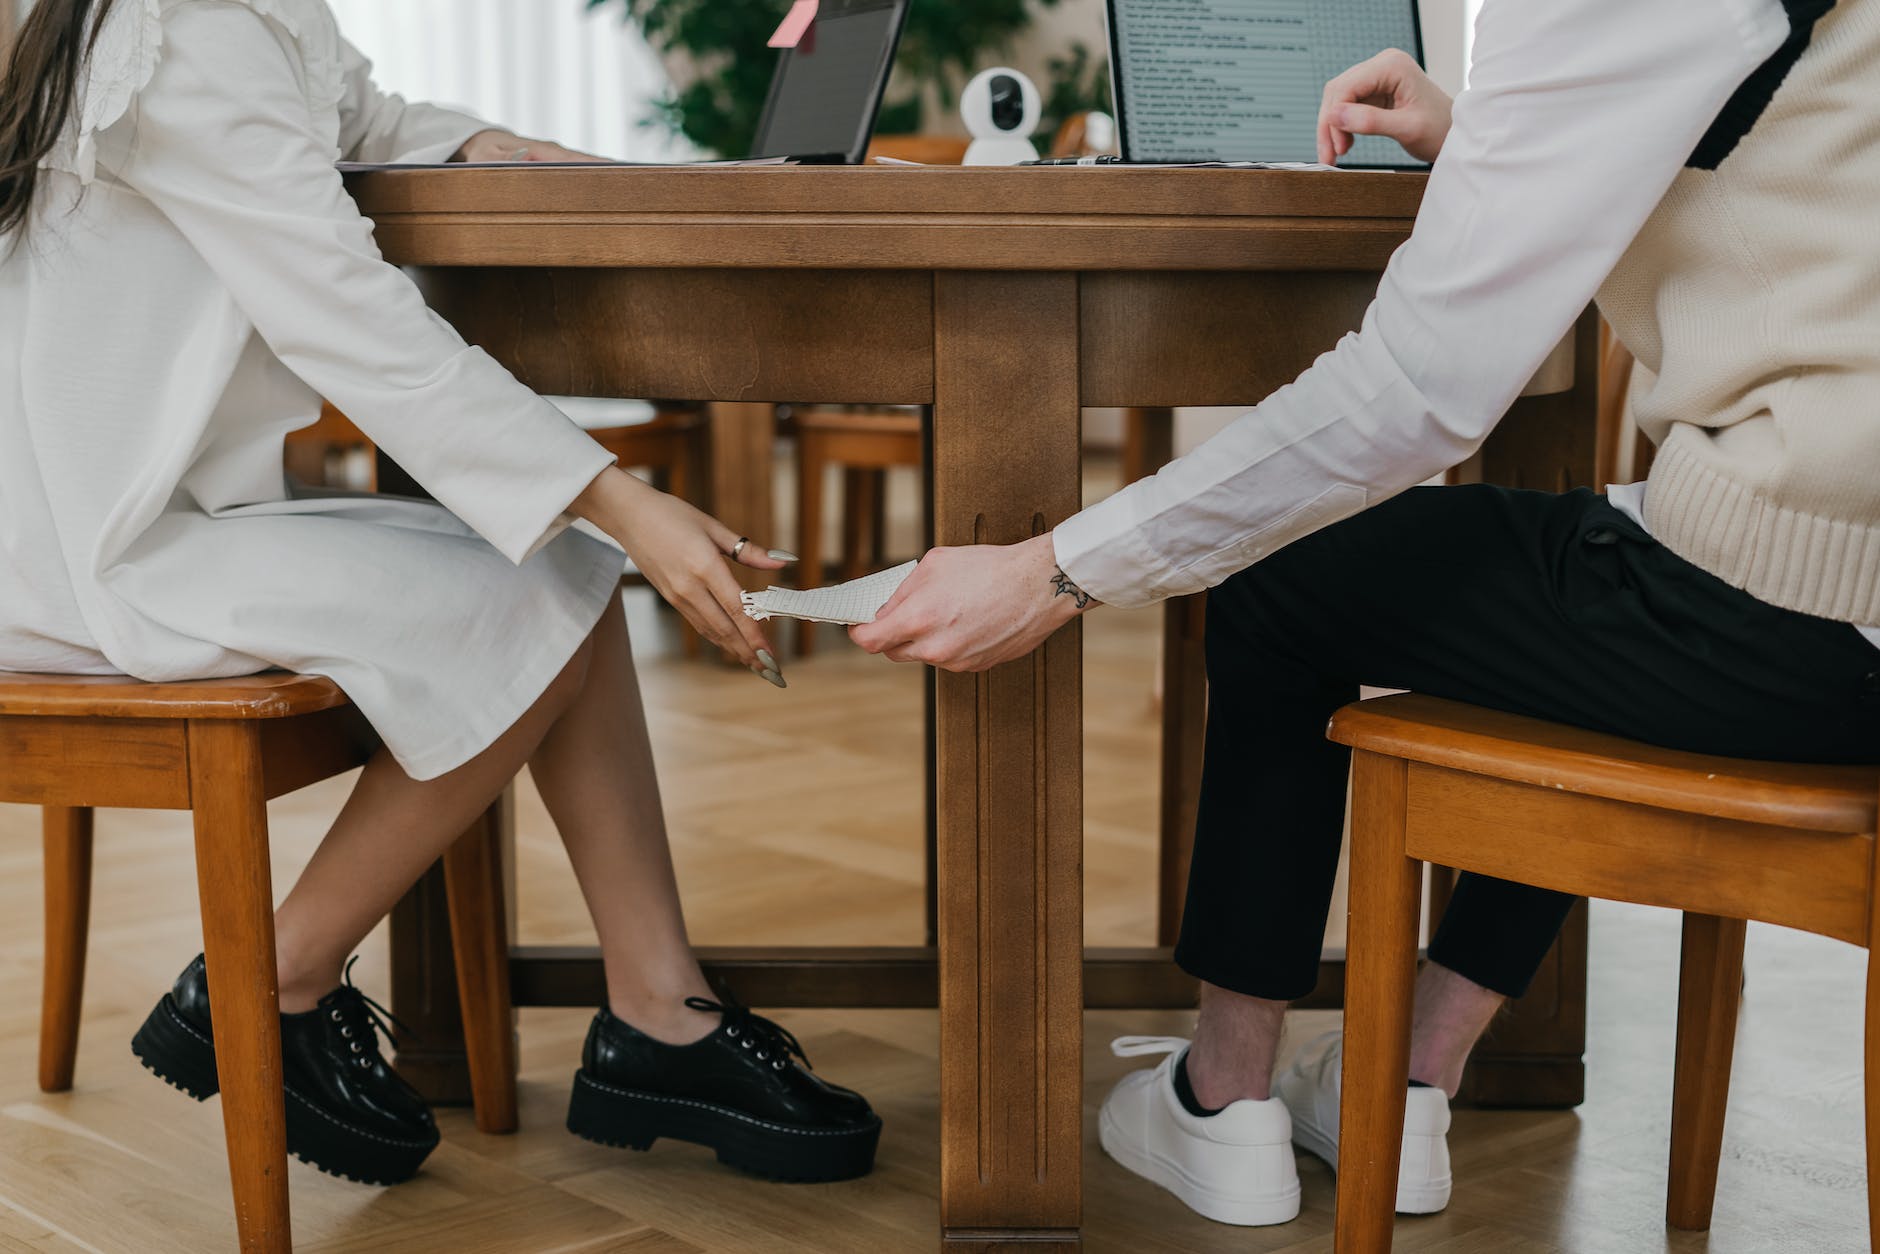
[326,956,417,1071]
[1109,1034,1191,1059]
[685,993,812,1073]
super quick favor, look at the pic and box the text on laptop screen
[750,0,904,162]
[1110,0,1423,166]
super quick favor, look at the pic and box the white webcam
[961,67,1041,166]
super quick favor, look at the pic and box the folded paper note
[741,561,918,626]
[768,0,819,48]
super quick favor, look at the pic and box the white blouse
[0,0,623,779]
[1053,0,1791,607]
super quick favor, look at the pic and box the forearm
[569,466,652,548]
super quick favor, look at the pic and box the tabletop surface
[347,165,1430,272]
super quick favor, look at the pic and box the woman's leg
[525,602,719,1044]
[272,622,600,1013]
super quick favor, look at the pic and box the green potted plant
[588,0,1110,157]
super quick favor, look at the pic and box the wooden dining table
[347,164,1596,1250]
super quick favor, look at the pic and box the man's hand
[1317,49,1454,166]
[453,129,607,164]
[849,534,1096,673]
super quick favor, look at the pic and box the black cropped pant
[1173,485,1880,1001]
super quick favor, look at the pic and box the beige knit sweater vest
[1597,0,1879,626]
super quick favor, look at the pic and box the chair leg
[868,467,890,568]
[1335,750,1421,1254]
[39,806,94,1093]
[1666,912,1747,1230]
[841,467,877,582]
[795,433,827,656]
[442,810,520,1134]
[187,721,291,1254]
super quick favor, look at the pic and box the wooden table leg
[933,272,1085,1249]
[391,792,515,1104]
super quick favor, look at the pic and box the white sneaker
[1274,1030,1453,1214]
[1096,1036,1302,1226]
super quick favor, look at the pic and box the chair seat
[0,671,348,720]
[1330,692,1877,834]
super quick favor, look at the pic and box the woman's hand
[572,468,793,684]
[849,534,1096,673]
[454,129,608,164]
[1317,49,1453,166]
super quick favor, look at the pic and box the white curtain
[314,0,701,163]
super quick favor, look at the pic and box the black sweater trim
[1688,0,1836,169]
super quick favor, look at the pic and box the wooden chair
[1328,692,1880,1251]
[790,406,924,655]
[14,671,517,1252]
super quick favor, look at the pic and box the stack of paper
[741,561,918,626]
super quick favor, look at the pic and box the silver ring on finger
[730,536,750,561]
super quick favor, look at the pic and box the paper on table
[741,561,918,626]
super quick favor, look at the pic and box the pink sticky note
[768,0,818,48]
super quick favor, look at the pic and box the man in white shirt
[852,0,1880,1226]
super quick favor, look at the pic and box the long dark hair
[0,0,124,236]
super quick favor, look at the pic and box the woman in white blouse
[0,0,879,1188]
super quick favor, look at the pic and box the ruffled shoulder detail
[42,0,162,184]
[42,0,345,185]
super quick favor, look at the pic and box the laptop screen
[750,0,908,164]
[1108,0,1425,168]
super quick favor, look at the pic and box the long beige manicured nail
[760,669,788,689]
[757,649,780,672]
[768,549,798,563]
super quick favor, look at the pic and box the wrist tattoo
[1049,567,1092,610]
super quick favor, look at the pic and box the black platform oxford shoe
[567,995,881,1182]
[132,955,440,1185]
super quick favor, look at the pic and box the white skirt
[83,492,624,781]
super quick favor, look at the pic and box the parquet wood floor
[0,466,1867,1252]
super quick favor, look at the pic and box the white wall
[324,0,698,162]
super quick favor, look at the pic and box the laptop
[1100,0,1427,170]
[748,0,911,165]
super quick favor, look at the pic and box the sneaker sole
[132,993,438,1186]
[1097,1103,1301,1227]
[566,1068,880,1183]
[1288,1103,1451,1215]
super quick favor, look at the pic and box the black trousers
[1174,485,1880,1001]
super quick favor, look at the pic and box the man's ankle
[1187,981,1287,1106]
[1184,1041,1273,1106]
